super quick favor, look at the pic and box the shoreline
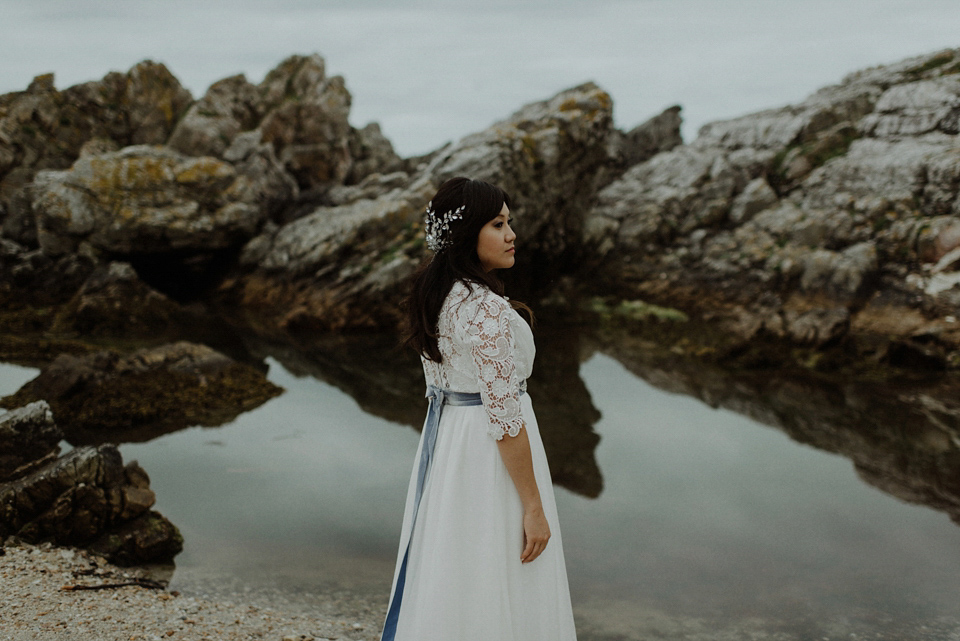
[0,542,383,641]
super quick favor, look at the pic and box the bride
[380,177,577,641]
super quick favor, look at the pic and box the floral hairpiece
[424,201,465,252]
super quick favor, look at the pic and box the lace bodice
[422,280,535,440]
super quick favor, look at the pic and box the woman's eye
[494,222,503,228]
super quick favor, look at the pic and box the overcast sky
[2,0,959,155]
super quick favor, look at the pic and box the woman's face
[476,203,516,272]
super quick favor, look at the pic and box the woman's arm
[497,427,551,563]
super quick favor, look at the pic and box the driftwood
[60,577,167,591]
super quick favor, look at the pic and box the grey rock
[32,145,265,255]
[0,401,60,482]
[0,443,181,565]
[0,62,192,221]
[783,307,851,347]
[227,82,621,332]
[586,47,960,352]
[729,177,778,224]
[346,122,403,185]
[620,105,683,167]
[167,74,262,158]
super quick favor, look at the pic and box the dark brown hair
[403,177,529,363]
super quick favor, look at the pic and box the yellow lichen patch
[174,157,234,185]
[88,153,176,195]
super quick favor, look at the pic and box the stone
[225,82,621,332]
[585,47,960,354]
[167,74,262,158]
[32,146,265,255]
[0,239,97,307]
[50,261,184,338]
[0,443,182,565]
[782,307,851,346]
[728,177,778,224]
[620,105,683,168]
[0,61,192,220]
[0,401,60,482]
[346,122,403,185]
[0,342,283,445]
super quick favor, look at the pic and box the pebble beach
[0,543,382,641]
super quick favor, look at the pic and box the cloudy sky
[2,0,959,155]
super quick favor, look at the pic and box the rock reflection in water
[586,325,960,528]
[239,329,605,498]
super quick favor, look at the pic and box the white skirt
[384,394,577,641]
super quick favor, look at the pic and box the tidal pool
[3,345,960,640]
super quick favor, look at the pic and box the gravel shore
[0,543,382,641]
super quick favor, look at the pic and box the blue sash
[380,385,484,641]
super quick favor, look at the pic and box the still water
[5,333,958,640]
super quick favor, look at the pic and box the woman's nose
[506,225,516,241]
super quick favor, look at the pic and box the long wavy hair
[404,177,530,363]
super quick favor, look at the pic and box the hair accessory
[424,201,465,252]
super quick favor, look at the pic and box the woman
[380,177,577,641]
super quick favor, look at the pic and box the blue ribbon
[380,385,483,641]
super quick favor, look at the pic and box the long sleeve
[465,293,525,440]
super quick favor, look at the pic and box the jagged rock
[256,55,354,190]
[0,239,97,308]
[167,74,263,158]
[32,145,265,255]
[799,242,878,299]
[586,47,960,354]
[346,123,403,185]
[0,342,283,444]
[49,261,183,338]
[170,54,390,196]
[89,510,182,566]
[782,307,850,346]
[0,401,60,482]
[620,105,683,168]
[729,177,778,225]
[0,442,181,565]
[224,82,621,332]
[0,62,192,227]
[326,171,411,207]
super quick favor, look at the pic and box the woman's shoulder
[449,279,509,310]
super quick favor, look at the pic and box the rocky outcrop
[221,82,622,333]
[0,401,60,481]
[585,48,960,361]
[0,439,182,565]
[0,63,192,243]
[49,262,184,338]
[168,54,400,191]
[31,145,274,256]
[0,342,283,445]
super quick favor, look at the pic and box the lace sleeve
[464,292,525,440]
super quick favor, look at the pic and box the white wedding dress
[382,280,578,641]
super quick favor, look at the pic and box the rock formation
[0,402,182,565]
[1,342,283,445]
[220,81,627,333]
[585,48,960,362]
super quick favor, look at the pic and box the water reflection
[236,328,605,498]
[585,326,960,527]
